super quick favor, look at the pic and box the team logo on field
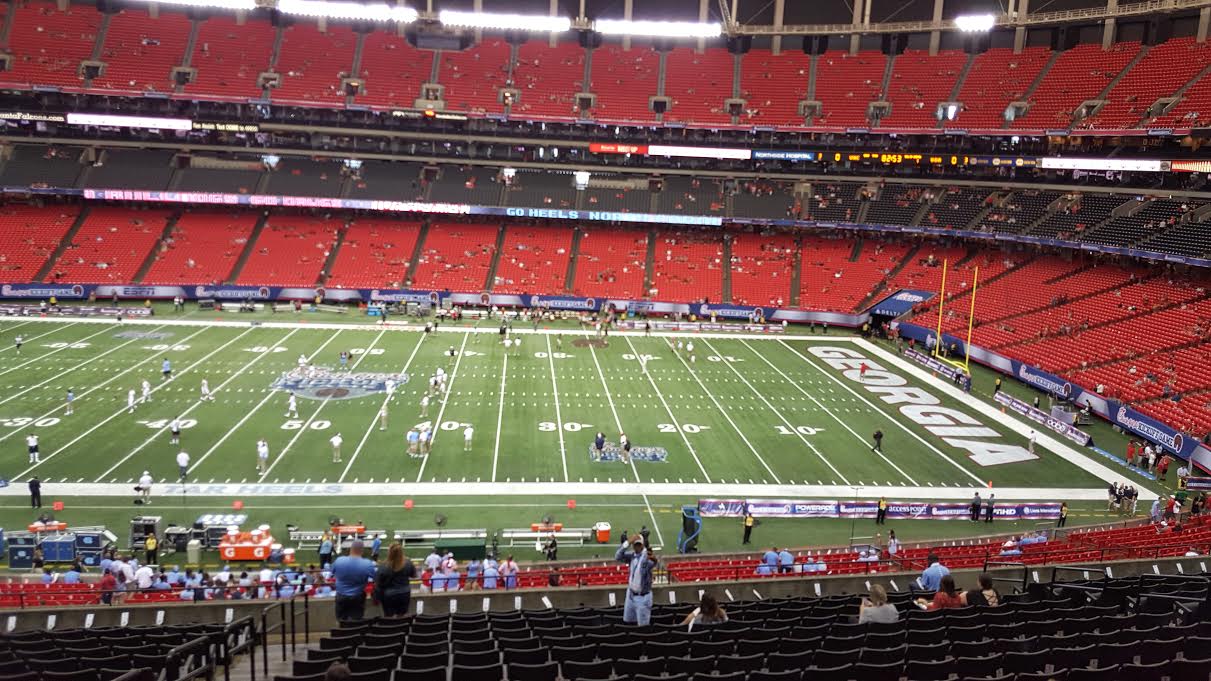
[589,442,668,463]
[271,368,409,401]
[115,331,173,340]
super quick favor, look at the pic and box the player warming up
[127,388,137,414]
[26,434,39,464]
[161,357,172,381]
[285,391,299,419]
[141,379,152,404]
[256,438,270,474]
[13,335,22,354]
[170,417,182,445]
[65,389,74,416]
[872,429,884,453]
[200,379,214,401]
[330,432,343,463]
[464,425,474,451]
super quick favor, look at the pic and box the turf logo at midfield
[271,368,409,401]
[588,442,668,463]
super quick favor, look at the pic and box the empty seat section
[355,32,427,108]
[657,177,725,216]
[234,215,338,286]
[866,184,927,225]
[1148,42,1211,128]
[186,15,275,99]
[141,211,258,285]
[0,205,80,281]
[948,47,1050,129]
[271,23,355,105]
[1028,192,1125,239]
[650,230,723,302]
[803,182,864,222]
[799,236,901,312]
[739,49,810,127]
[325,220,421,289]
[409,223,499,292]
[731,180,795,219]
[729,232,794,307]
[1080,38,1211,129]
[1011,42,1139,129]
[588,45,659,123]
[981,189,1061,233]
[437,39,509,115]
[91,8,191,94]
[921,186,993,230]
[880,50,967,128]
[663,47,734,126]
[572,228,647,299]
[4,1,100,89]
[881,245,970,296]
[492,226,573,295]
[511,41,583,120]
[812,50,886,127]
[48,207,169,283]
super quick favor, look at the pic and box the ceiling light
[440,10,571,32]
[954,14,996,32]
[277,0,418,22]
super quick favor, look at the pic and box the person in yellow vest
[877,497,889,525]
[144,534,158,566]
[994,377,1002,394]
[742,511,755,545]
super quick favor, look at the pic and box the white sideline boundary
[851,338,1156,501]
[0,481,1120,501]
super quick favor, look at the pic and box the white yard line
[545,335,569,482]
[258,329,384,481]
[19,327,259,479]
[586,337,666,548]
[0,327,211,445]
[3,480,1121,502]
[740,338,919,485]
[415,331,471,482]
[189,328,342,474]
[0,321,71,354]
[91,327,283,481]
[338,333,427,482]
[657,339,781,484]
[700,338,850,485]
[854,338,1152,497]
[621,336,713,483]
[0,324,174,408]
[778,339,992,487]
[490,344,510,482]
[0,324,117,379]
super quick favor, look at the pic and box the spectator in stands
[962,573,1002,607]
[331,540,376,621]
[466,558,481,590]
[324,663,352,681]
[922,575,964,610]
[499,555,518,589]
[859,584,900,624]
[887,530,900,557]
[481,561,499,590]
[755,562,774,576]
[374,543,414,618]
[62,563,81,585]
[39,568,54,585]
[682,593,728,631]
[778,547,794,573]
[616,533,658,627]
[919,552,950,591]
[762,547,779,569]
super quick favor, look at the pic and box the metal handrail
[221,617,257,681]
[164,635,214,681]
[982,561,1028,595]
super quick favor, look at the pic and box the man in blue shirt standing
[919,552,950,592]
[778,548,795,573]
[616,533,657,626]
[332,540,376,621]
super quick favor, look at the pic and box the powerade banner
[904,348,972,391]
[869,289,935,316]
[899,321,1211,464]
[0,304,152,317]
[1,284,89,299]
[699,499,1062,520]
[994,391,1092,447]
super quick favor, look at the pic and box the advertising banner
[904,348,972,391]
[868,289,935,316]
[993,392,1092,447]
[698,499,1061,520]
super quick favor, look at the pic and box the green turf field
[0,309,1164,560]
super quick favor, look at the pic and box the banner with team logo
[869,289,935,316]
[699,499,1062,520]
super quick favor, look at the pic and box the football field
[0,313,1147,555]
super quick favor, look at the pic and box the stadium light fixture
[440,10,571,32]
[594,19,722,38]
[277,0,418,22]
[954,14,996,32]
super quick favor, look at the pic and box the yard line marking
[0,324,116,378]
[741,339,918,485]
[545,335,568,482]
[778,339,986,486]
[416,331,471,482]
[490,343,510,482]
[586,336,666,548]
[700,338,850,485]
[0,326,211,445]
[90,327,287,481]
[18,326,259,479]
[0,324,175,408]
[191,328,343,474]
[260,329,382,481]
[657,339,780,484]
[338,332,426,482]
[622,337,712,483]
[0,321,70,354]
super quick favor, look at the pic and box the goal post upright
[964,265,979,373]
